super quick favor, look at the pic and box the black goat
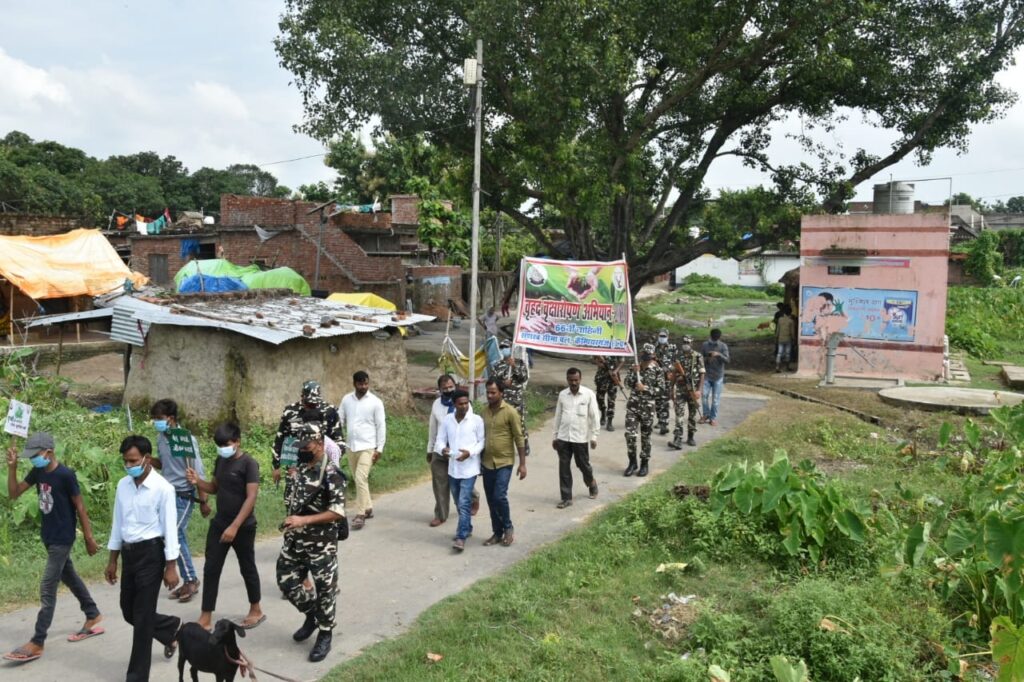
[176,619,246,682]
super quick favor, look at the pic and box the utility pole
[467,39,484,397]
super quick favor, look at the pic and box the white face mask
[657,336,668,344]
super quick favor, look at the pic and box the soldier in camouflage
[489,339,531,455]
[623,343,666,478]
[654,328,676,435]
[272,380,342,491]
[593,355,624,432]
[276,422,346,663]
[669,335,706,449]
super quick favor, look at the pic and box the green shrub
[678,273,771,300]
[946,286,1024,358]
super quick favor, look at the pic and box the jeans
[702,375,725,420]
[482,465,514,538]
[201,522,261,613]
[174,493,197,583]
[775,342,792,366]
[120,540,181,682]
[32,543,99,645]
[448,475,477,540]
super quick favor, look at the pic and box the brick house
[109,195,462,314]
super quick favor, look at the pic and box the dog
[176,619,246,682]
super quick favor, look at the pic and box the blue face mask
[30,455,50,469]
[217,445,236,458]
[501,348,511,358]
[125,463,146,478]
[153,419,169,433]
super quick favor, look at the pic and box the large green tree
[276,0,1024,289]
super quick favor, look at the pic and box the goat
[176,619,247,682]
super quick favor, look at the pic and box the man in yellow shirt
[480,378,527,547]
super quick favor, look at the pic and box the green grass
[407,350,440,367]
[324,397,967,681]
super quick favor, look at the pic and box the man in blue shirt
[700,329,731,426]
[4,432,103,663]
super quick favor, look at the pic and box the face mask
[217,445,236,458]
[442,388,455,396]
[501,348,511,358]
[125,463,146,478]
[297,448,314,465]
[658,336,668,344]
[681,344,692,352]
[153,419,169,433]
[30,455,50,469]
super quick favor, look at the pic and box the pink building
[797,213,949,382]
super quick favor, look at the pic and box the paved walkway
[0,390,766,681]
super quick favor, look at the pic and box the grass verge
[324,396,978,681]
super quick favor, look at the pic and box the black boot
[600,414,606,427]
[606,420,615,432]
[293,612,317,642]
[623,456,638,476]
[658,425,669,435]
[637,459,649,477]
[668,439,682,450]
[686,431,697,446]
[308,629,333,662]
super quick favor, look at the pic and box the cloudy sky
[3,1,1024,206]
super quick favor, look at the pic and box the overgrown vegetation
[946,286,1024,361]
[636,274,778,342]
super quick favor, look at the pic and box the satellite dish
[203,216,215,225]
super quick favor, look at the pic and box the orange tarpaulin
[0,228,147,299]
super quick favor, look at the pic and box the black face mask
[297,448,314,464]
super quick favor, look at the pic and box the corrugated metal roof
[108,294,434,346]
[22,307,112,328]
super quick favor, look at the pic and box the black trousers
[201,521,261,613]
[556,440,594,501]
[120,540,181,682]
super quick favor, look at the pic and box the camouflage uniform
[594,356,622,428]
[671,344,706,447]
[273,381,342,497]
[624,351,666,463]
[654,338,677,433]
[276,433,347,633]
[489,357,531,455]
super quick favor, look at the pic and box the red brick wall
[333,212,392,231]
[0,214,87,236]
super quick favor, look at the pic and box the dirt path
[0,380,766,681]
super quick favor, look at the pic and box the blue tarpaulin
[177,274,248,294]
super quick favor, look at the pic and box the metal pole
[468,39,484,398]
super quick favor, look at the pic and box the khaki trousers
[347,448,375,515]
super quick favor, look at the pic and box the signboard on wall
[800,287,918,342]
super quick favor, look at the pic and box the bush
[765,282,785,298]
[678,273,771,300]
[946,286,1024,358]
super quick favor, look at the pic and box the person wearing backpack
[275,422,347,663]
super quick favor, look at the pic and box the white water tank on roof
[873,182,914,214]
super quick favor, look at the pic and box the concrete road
[0,390,766,681]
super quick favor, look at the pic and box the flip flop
[3,647,41,663]
[236,614,267,630]
[68,626,105,642]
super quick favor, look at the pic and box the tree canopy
[276,0,1024,288]
[0,132,292,225]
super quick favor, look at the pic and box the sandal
[3,647,42,663]
[236,614,267,630]
[177,581,200,604]
[67,626,105,642]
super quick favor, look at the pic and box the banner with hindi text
[513,257,633,356]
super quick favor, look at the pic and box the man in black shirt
[4,432,103,663]
[186,422,263,631]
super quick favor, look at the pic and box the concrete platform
[879,386,1024,415]
[1001,365,1024,390]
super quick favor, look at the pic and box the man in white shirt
[551,367,601,509]
[433,390,484,551]
[339,370,386,531]
[104,435,182,682]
